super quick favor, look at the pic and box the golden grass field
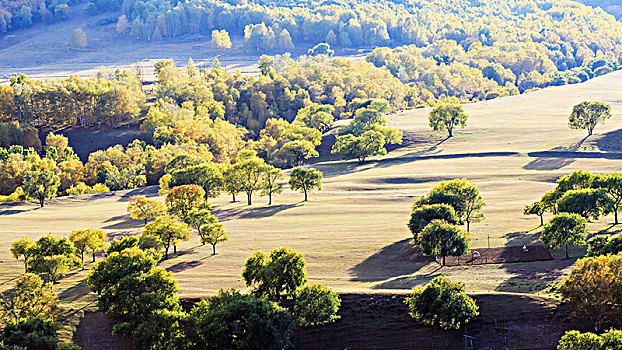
[1,69,622,345]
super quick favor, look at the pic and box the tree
[428,104,468,137]
[569,101,612,136]
[0,273,58,326]
[420,178,485,231]
[418,220,471,266]
[211,29,232,49]
[277,29,294,51]
[293,284,341,326]
[116,15,130,34]
[69,229,107,265]
[107,236,139,254]
[557,188,612,221]
[288,167,322,201]
[188,209,228,255]
[308,43,334,57]
[166,185,205,222]
[11,237,34,272]
[223,164,244,202]
[143,216,190,259]
[524,200,546,226]
[170,163,224,199]
[587,234,622,257]
[274,140,319,167]
[132,309,193,350]
[191,289,294,350]
[593,172,622,224]
[128,195,166,225]
[561,254,622,332]
[541,213,587,258]
[23,169,60,207]
[332,130,387,164]
[404,276,478,330]
[408,204,458,240]
[261,165,283,205]
[27,236,80,283]
[1,317,58,350]
[69,28,87,49]
[235,150,266,205]
[242,247,307,300]
[557,330,602,350]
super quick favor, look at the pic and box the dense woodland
[0,0,71,32]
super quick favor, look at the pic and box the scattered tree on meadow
[211,29,232,49]
[69,229,108,266]
[166,185,206,222]
[541,213,587,258]
[593,172,622,224]
[428,103,469,138]
[568,101,612,136]
[561,253,622,332]
[26,235,81,283]
[223,164,244,202]
[408,204,459,240]
[190,289,294,350]
[22,169,60,207]
[524,200,546,226]
[243,247,308,300]
[332,130,387,164]
[11,237,35,272]
[261,165,283,205]
[0,273,58,327]
[143,216,190,259]
[188,208,228,255]
[288,167,323,202]
[404,275,478,330]
[557,188,612,221]
[128,195,167,225]
[69,28,87,49]
[235,150,267,205]
[418,220,471,266]
[293,284,341,327]
[170,163,224,199]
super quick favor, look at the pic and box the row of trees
[86,243,340,349]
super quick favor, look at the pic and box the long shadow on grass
[165,260,203,273]
[102,213,143,230]
[58,281,91,303]
[211,203,302,222]
[349,238,433,284]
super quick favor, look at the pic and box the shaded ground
[74,312,133,350]
[443,246,552,266]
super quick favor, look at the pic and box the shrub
[293,284,341,326]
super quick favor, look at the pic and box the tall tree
[428,104,469,137]
[243,247,307,300]
[557,188,612,221]
[143,216,190,260]
[23,169,60,207]
[524,200,546,226]
[128,195,167,225]
[166,185,206,222]
[261,165,284,205]
[235,150,266,205]
[418,220,471,266]
[593,172,622,224]
[569,101,612,136]
[69,229,108,266]
[288,167,323,202]
[541,213,587,258]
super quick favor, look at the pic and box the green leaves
[541,213,587,258]
[242,247,308,300]
[288,167,323,201]
[569,101,612,136]
[428,103,469,137]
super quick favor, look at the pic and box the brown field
[2,69,622,348]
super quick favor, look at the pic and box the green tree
[27,236,80,283]
[541,213,587,258]
[418,220,471,266]
[235,150,266,205]
[191,210,228,255]
[69,229,107,265]
[191,289,294,350]
[0,273,58,326]
[569,101,612,136]
[223,164,244,202]
[288,167,322,201]
[404,276,478,330]
[420,178,485,231]
[69,28,87,49]
[274,140,319,167]
[293,284,341,326]
[557,188,612,220]
[166,185,205,222]
[428,104,468,137]
[11,237,34,272]
[408,204,458,240]
[261,165,283,205]
[23,169,60,207]
[308,43,334,57]
[132,309,193,350]
[128,195,166,225]
[242,247,307,300]
[143,216,190,259]
[524,200,546,226]
[332,130,387,164]
[1,317,58,350]
[557,330,602,350]
[593,172,622,224]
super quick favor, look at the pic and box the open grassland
[1,69,622,347]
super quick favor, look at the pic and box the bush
[1,317,58,350]
[587,234,622,257]
[557,329,622,350]
[293,284,341,326]
[404,275,478,330]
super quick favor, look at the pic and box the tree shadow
[349,238,433,283]
[117,186,159,201]
[102,214,143,230]
[593,128,622,152]
[58,281,91,303]
[212,202,302,222]
[165,260,203,273]
[523,157,575,171]
[0,206,39,216]
[494,257,578,294]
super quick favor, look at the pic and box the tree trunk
[615,209,619,225]
[268,193,272,205]
[539,215,543,226]
[442,255,446,267]
[232,193,236,202]
[304,188,308,201]
[247,192,252,205]
[40,197,44,207]
[212,244,216,255]
[565,244,569,259]
[173,244,177,254]
[81,252,85,269]
[164,247,169,260]
[144,218,147,225]
[466,221,470,232]
[448,128,453,138]
[92,252,96,263]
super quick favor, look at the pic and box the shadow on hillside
[0,206,39,216]
[166,260,203,273]
[523,157,575,170]
[503,230,543,247]
[594,128,622,152]
[117,186,159,201]
[495,257,577,294]
[102,214,143,230]
[212,202,302,222]
[349,238,433,285]
[58,281,91,303]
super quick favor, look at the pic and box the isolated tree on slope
[568,101,611,136]
[428,103,468,137]
[69,28,87,49]
[541,213,587,258]
[289,167,322,201]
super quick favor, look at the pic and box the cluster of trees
[11,229,107,282]
[577,0,622,18]
[558,329,622,349]
[86,244,340,349]
[407,179,485,266]
[524,170,622,257]
[0,0,72,33]
[0,72,145,129]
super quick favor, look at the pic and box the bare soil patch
[443,246,553,266]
